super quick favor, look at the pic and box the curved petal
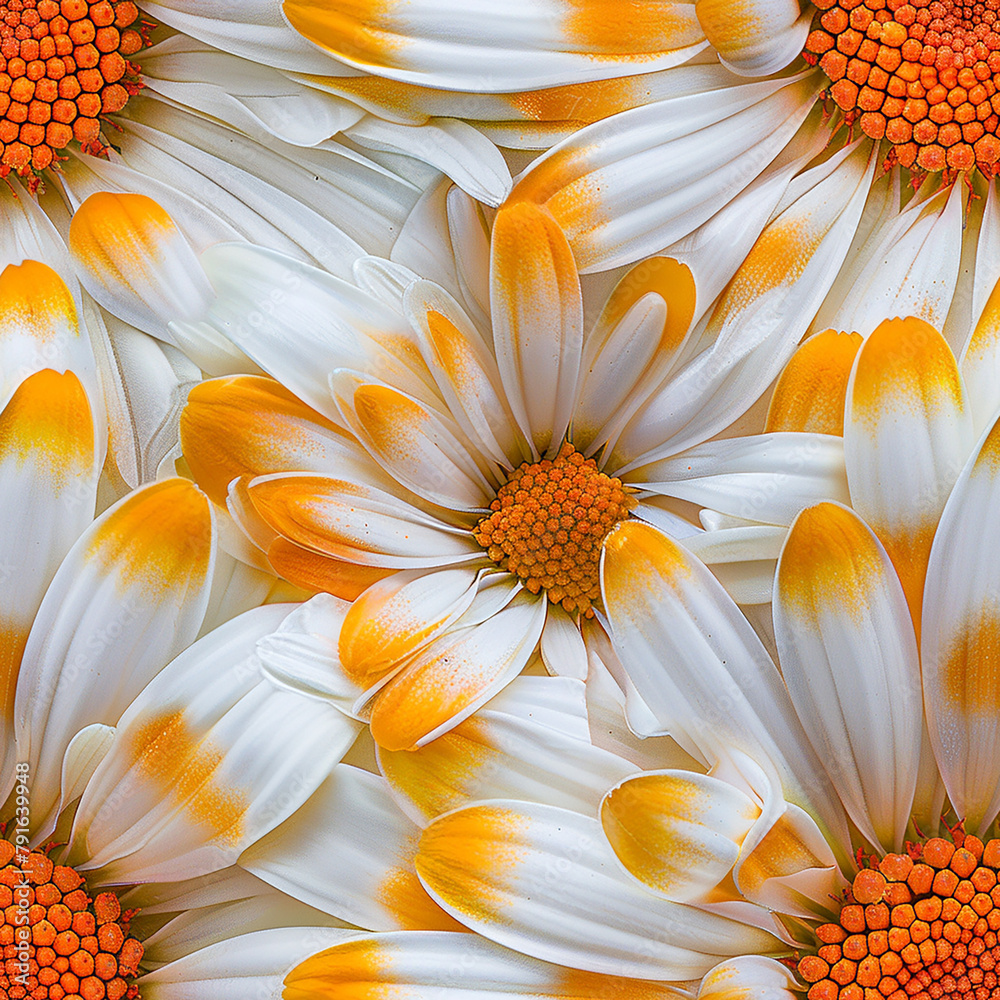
[70,606,360,883]
[507,72,821,272]
[600,520,848,845]
[774,502,922,852]
[331,372,496,509]
[815,182,965,342]
[284,930,687,1000]
[240,764,461,932]
[194,243,436,422]
[628,432,849,526]
[139,927,360,1000]
[283,0,707,90]
[602,770,760,901]
[490,201,583,458]
[69,192,217,342]
[697,0,810,77]
[14,478,216,834]
[0,370,99,737]
[405,279,522,469]
[247,473,481,568]
[337,567,480,690]
[698,956,799,1000]
[368,590,547,750]
[379,675,635,823]
[921,413,1000,833]
[765,330,862,435]
[845,317,975,632]
[575,257,696,454]
[610,140,877,466]
[416,801,782,978]
[181,375,388,507]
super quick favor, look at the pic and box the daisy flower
[175,171,858,753]
[341,397,1000,999]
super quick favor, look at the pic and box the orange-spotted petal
[490,200,582,458]
[845,317,974,635]
[575,257,696,453]
[14,478,217,833]
[0,369,98,735]
[774,502,921,852]
[181,375,380,507]
[415,801,783,978]
[765,330,862,435]
[70,603,359,882]
[601,771,760,901]
[921,411,1000,833]
[248,473,481,568]
[283,0,706,91]
[368,591,546,750]
[69,191,215,333]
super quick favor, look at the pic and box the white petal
[14,478,216,834]
[845,317,975,627]
[600,521,848,844]
[70,605,361,882]
[283,0,708,90]
[193,243,435,422]
[508,71,821,272]
[774,502,922,851]
[378,675,635,823]
[490,201,583,457]
[611,140,877,466]
[330,370,495,509]
[140,927,360,1000]
[417,800,782,978]
[921,413,1000,833]
[628,432,849,525]
[246,472,481,567]
[240,764,461,931]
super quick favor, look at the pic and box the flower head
[175,176,845,751]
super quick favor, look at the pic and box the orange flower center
[0,0,145,179]
[799,833,1000,1000]
[0,843,143,1000]
[805,0,1000,172]
[472,442,634,618]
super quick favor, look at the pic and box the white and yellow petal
[367,589,547,750]
[181,374,391,507]
[507,71,821,273]
[14,477,216,833]
[610,140,877,466]
[331,371,496,508]
[0,368,99,740]
[240,764,461,931]
[490,200,583,458]
[601,770,760,902]
[697,0,811,77]
[416,800,783,978]
[765,330,862,436]
[379,675,635,823]
[921,412,1000,833]
[247,472,481,567]
[284,930,686,1000]
[600,521,847,843]
[845,317,974,631]
[774,502,922,852]
[69,604,360,882]
[282,0,708,90]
